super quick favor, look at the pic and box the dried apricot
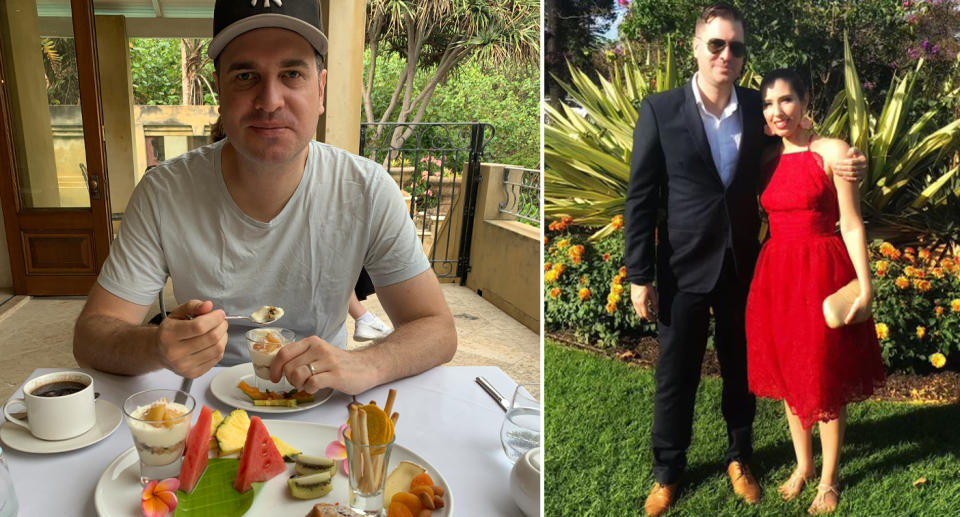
[390,491,423,514]
[410,473,434,490]
[411,486,435,509]
[387,501,414,517]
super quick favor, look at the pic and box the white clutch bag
[823,280,871,329]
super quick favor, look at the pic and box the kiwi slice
[287,471,333,499]
[294,453,337,477]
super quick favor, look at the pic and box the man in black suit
[625,5,865,516]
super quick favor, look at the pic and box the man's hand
[630,283,659,322]
[832,146,867,183]
[156,300,227,379]
[269,337,371,395]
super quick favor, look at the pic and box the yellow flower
[543,270,558,283]
[916,326,926,339]
[550,287,561,299]
[611,214,624,230]
[553,263,566,275]
[578,288,591,301]
[875,260,889,277]
[895,276,910,289]
[618,266,627,277]
[556,239,570,249]
[935,306,944,318]
[932,267,944,279]
[875,322,890,340]
[879,242,901,260]
[607,292,622,304]
[611,283,624,295]
[952,299,960,313]
[611,275,623,285]
[930,352,946,369]
[605,302,617,314]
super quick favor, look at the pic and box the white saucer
[0,399,122,454]
[209,363,335,413]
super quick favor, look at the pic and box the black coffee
[31,381,87,397]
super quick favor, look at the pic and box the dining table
[2,365,531,517]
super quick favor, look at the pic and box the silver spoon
[224,305,284,325]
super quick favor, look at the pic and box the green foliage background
[129,38,217,106]
[365,51,540,168]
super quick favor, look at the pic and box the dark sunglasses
[702,38,747,58]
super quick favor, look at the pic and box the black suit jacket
[624,83,774,293]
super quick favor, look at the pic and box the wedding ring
[307,363,318,376]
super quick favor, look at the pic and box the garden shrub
[871,241,960,373]
[543,217,656,347]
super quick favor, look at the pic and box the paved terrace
[0,285,540,403]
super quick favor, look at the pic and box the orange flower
[916,280,931,292]
[562,215,574,225]
[578,288,591,301]
[916,326,926,339]
[919,248,931,260]
[544,262,552,271]
[875,260,889,277]
[879,242,901,260]
[932,267,944,279]
[611,215,624,230]
[602,253,611,261]
[605,302,617,314]
[556,239,570,249]
[618,266,627,277]
[941,258,956,271]
[930,353,947,369]
[875,322,890,340]
[935,306,944,317]
[951,299,960,313]
[543,236,549,245]
[895,276,910,289]
[550,287,561,298]
[572,256,582,264]
[611,275,623,285]
[553,263,566,275]
[611,283,624,296]
[568,245,585,259]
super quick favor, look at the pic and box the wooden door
[0,0,112,295]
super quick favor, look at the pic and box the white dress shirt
[690,72,742,187]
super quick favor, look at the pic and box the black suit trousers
[651,250,756,485]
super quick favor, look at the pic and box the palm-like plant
[822,34,960,217]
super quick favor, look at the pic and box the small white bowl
[510,447,541,517]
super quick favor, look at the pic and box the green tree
[130,38,217,106]
[363,0,540,150]
[544,0,619,107]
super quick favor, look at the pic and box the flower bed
[543,220,959,373]
[871,241,960,373]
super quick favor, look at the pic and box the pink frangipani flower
[325,423,349,475]
[141,477,178,517]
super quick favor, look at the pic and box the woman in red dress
[745,69,885,515]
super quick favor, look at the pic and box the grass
[545,340,960,516]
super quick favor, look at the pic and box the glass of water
[499,382,541,462]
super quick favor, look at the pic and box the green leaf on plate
[175,458,264,516]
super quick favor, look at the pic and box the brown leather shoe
[644,482,679,517]
[727,461,761,504]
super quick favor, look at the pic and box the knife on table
[475,376,509,412]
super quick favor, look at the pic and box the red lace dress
[745,145,885,429]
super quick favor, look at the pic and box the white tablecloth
[2,365,527,517]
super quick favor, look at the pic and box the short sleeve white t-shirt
[97,139,430,365]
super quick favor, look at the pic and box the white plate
[0,399,122,454]
[94,420,453,516]
[210,363,335,413]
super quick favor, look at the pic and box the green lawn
[545,340,960,516]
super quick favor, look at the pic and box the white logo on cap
[251,0,282,7]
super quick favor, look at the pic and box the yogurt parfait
[122,389,195,485]
[246,327,295,393]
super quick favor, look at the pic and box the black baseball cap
[208,0,328,59]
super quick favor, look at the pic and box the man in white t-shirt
[73,0,456,396]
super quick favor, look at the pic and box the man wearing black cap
[74,0,457,396]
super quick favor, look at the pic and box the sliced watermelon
[179,405,212,493]
[233,416,286,493]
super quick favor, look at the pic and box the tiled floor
[0,284,540,403]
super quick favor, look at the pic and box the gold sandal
[778,469,814,501]
[807,483,840,515]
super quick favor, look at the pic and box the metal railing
[499,166,541,226]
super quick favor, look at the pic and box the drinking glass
[123,389,195,485]
[499,382,541,462]
[246,327,295,393]
[344,433,395,516]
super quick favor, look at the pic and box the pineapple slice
[271,435,302,461]
[209,410,224,437]
[215,409,250,455]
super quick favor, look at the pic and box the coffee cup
[2,371,96,440]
